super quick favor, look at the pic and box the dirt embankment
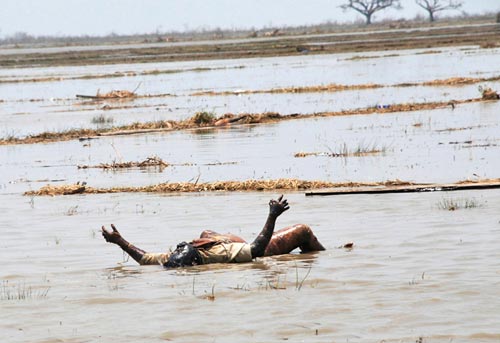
[1,23,499,68]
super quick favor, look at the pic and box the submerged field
[1,22,500,342]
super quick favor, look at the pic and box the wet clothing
[197,242,252,264]
[139,241,252,266]
[140,252,171,265]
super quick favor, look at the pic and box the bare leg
[264,224,325,256]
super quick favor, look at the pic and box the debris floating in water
[26,178,500,197]
[305,178,500,196]
[77,156,169,170]
[24,179,415,196]
[479,86,500,100]
[76,89,137,100]
[2,94,498,146]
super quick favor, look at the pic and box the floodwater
[1,46,500,137]
[1,43,500,342]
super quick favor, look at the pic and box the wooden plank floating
[305,180,500,196]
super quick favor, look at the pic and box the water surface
[1,44,500,343]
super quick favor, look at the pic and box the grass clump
[78,156,169,170]
[478,85,500,100]
[91,114,114,124]
[1,280,50,301]
[294,142,386,158]
[437,198,480,211]
[192,111,216,125]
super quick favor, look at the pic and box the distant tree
[340,0,402,25]
[415,0,463,22]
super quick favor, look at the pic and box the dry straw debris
[97,90,136,99]
[2,93,498,146]
[479,86,500,100]
[24,179,416,196]
[76,86,139,100]
[191,76,500,96]
[191,83,383,96]
[294,147,384,158]
[78,156,169,170]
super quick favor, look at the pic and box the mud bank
[1,23,499,68]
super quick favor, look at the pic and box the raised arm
[250,195,289,258]
[101,224,146,264]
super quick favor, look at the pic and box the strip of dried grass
[480,86,500,100]
[76,89,136,99]
[294,149,384,158]
[192,76,500,96]
[77,156,169,169]
[1,96,495,146]
[0,66,230,84]
[421,77,480,86]
[191,83,383,96]
[24,179,416,196]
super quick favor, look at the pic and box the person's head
[163,242,202,268]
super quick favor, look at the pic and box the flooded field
[1,29,500,342]
[2,46,500,138]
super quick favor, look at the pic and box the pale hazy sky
[1,0,499,37]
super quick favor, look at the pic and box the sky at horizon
[1,0,499,38]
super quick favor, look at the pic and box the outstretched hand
[269,195,290,217]
[101,224,122,245]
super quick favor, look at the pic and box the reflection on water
[1,100,498,194]
[1,191,500,342]
[1,44,500,342]
[1,45,500,137]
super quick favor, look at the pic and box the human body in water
[101,195,325,268]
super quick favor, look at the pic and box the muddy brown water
[1,43,500,342]
[1,191,500,342]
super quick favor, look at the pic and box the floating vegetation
[22,178,500,197]
[1,95,497,146]
[76,88,137,100]
[191,77,500,96]
[437,198,481,211]
[306,178,500,196]
[24,179,416,196]
[478,85,500,100]
[191,83,383,96]
[343,53,400,61]
[91,114,114,124]
[191,111,216,125]
[77,158,236,170]
[435,124,484,133]
[294,143,386,158]
[422,77,480,86]
[0,66,243,84]
[78,156,169,170]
